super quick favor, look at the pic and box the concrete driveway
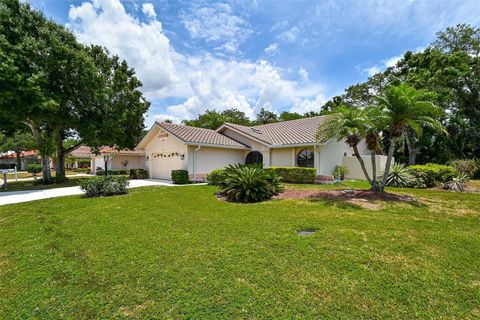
[0,179,203,206]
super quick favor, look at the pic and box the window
[297,149,314,168]
[245,151,263,165]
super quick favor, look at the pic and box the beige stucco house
[136,116,386,181]
[90,146,146,174]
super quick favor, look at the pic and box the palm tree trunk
[380,139,396,191]
[352,145,372,184]
[370,150,381,192]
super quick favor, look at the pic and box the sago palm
[376,83,445,190]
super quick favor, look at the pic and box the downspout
[192,146,202,180]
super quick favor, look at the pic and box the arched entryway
[245,151,263,165]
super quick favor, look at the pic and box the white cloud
[264,43,278,55]
[384,55,402,68]
[363,65,381,77]
[289,94,327,114]
[68,0,327,124]
[298,67,309,81]
[180,2,252,53]
[141,3,156,19]
[277,25,300,43]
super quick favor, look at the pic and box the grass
[0,183,479,319]
[0,176,91,192]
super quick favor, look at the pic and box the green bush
[77,168,91,174]
[449,160,478,178]
[333,165,350,181]
[385,163,413,188]
[79,176,129,198]
[408,163,457,188]
[26,163,42,179]
[171,169,189,184]
[219,164,284,203]
[206,169,225,185]
[77,159,91,168]
[265,167,316,184]
[129,169,148,179]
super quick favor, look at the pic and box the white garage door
[151,156,184,180]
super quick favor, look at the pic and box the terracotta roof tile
[156,122,249,149]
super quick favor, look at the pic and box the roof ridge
[156,121,218,133]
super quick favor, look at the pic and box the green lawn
[0,183,479,319]
[0,176,90,192]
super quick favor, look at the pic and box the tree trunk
[370,150,381,192]
[55,129,66,183]
[41,153,53,184]
[15,151,22,170]
[352,145,372,184]
[408,148,419,166]
[22,120,53,184]
[380,139,396,191]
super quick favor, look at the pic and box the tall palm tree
[376,83,445,191]
[317,105,373,184]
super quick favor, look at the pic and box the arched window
[297,149,314,168]
[245,151,263,165]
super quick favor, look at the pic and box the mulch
[273,189,414,202]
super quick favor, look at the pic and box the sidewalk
[0,179,203,206]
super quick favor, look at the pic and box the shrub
[333,165,350,181]
[26,163,42,179]
[385,163,413,188]
[77,168,91,174]
[408,163,456,188]
[265,167,316,184]
[449,160,478,178]
[171,169,189,184]
[79,176,129,198]
[129,169,148,179]
[206,169,225,185]
[219,164,284,203]
[443,173,469,192]
[77,159,91,168]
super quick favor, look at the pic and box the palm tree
[317,105,373,185]
[376,83,445,191]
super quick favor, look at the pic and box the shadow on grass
[307,197,364,210]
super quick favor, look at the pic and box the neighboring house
[66,145,93,169]
[90,146,146,174]
[136,116,388,180]
[0,150,39,170]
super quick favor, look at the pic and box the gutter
[192,146,201,180]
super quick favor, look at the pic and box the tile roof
[156,122,249,149]
[68,145,92,158]
[222,116,327,146]
[0,150,38,159]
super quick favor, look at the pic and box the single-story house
[90,146,146,174]
[0,150,39,170]
[136,116,389,181]
[66,145,93,169]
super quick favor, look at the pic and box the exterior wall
[144,128,189,179]
[187,146,245,178]
[91,155,146,174]
[343,155,394,180]
[270,148,294,167]
[318,140,351,176]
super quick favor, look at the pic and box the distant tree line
[0,0,150,183]
[181,108,322,130]
[322,24,480,165]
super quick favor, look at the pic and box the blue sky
[29,0,480,125]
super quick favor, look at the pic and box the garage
[150,153,185,180]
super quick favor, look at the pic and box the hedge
[206,169,225,185]
[265,167,316,184]
[408,163,457,188]
[171,169,189,184]
[79,176,129,198]
[129,169,148,179]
